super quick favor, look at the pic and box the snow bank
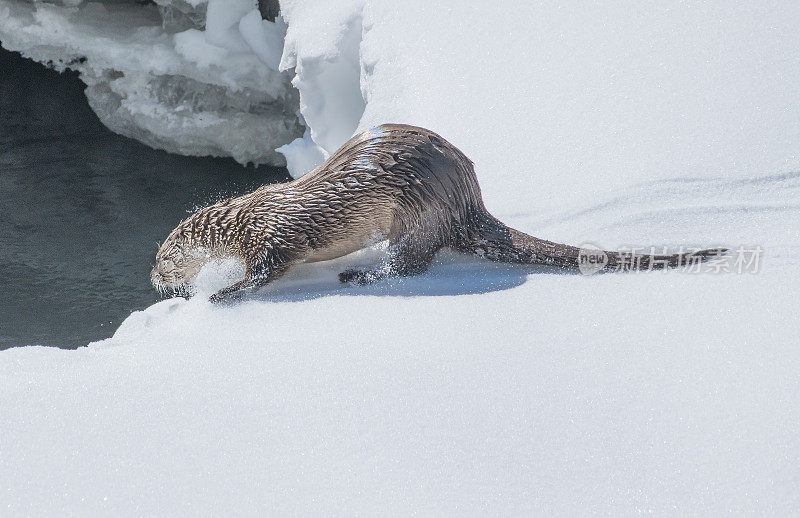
[3,0,800,514]
[0,0,302,165]
[278,1,800,191]
[4,264,799,514]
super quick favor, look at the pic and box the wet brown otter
[152,124,725,302]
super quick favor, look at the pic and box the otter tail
[469,221,727,272]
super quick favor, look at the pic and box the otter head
[151,222,204,297]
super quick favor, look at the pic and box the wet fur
[152,124,726,301]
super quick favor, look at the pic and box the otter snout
[151,259,194,298]
[151,254,187,291]
[150,266,164,286]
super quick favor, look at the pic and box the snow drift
[3,0,800,514]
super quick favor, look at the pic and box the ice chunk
[153,0,207,33]
[0,0,303,165]
[84,71,301,165]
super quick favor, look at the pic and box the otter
[152,124,725,302]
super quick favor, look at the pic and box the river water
[0,48,289,349]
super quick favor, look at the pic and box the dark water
[0,48,289,349]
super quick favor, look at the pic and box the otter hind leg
[339,229,441,285]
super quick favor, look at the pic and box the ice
[0,0,303,165]
[3,0,800,514]
[153,0,207,33]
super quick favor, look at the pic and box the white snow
[204,0,255,50]
[238,9,286,71]
[275,126,328,177]
[3,0,800,514]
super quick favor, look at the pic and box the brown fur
[152,124,726,301]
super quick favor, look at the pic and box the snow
[277,0,366,176]
[354,1,800,214]
[0,0,303,165]
[3,0,800,514]
[203,0,254,50]
[4,266,799,514]
[276,126,328,178]
[238,9,286,70]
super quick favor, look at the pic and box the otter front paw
[338,267,390,285]
[338,268,370,285]
[339,268,379,286]
[209,291,234,304]
[209,280,250,303]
